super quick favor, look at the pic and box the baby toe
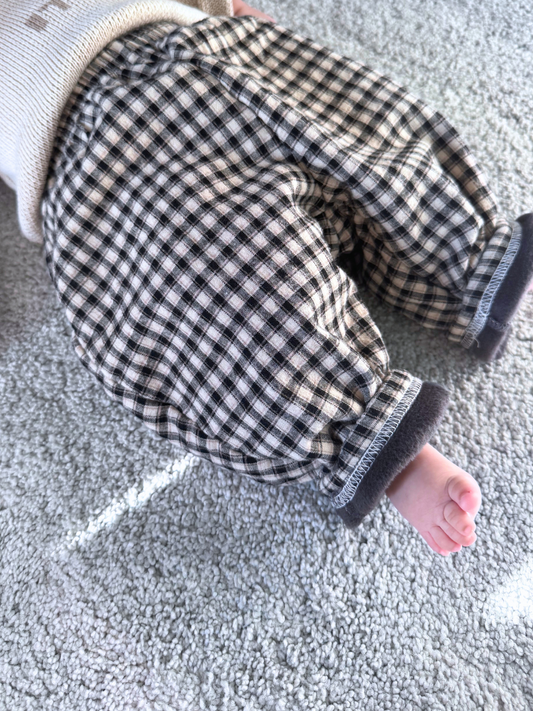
[430,525,463,554]
[441,517,477,547]
[444,500,476,538]
[447,473,482,518]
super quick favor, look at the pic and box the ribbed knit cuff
[335,381,449,529]
[469,212,533,362]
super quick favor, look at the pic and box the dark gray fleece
[335,381,450,529]
[471,212,533,362]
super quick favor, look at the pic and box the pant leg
[311,54,526,360]
[41,17,451,529]
[153,14,519,360]
[321,75,519,353]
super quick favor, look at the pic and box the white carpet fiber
[1,0,533,708]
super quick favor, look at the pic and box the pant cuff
[334,381,449,529]
[465,213,533,361]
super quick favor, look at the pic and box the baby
[3,0,532,557]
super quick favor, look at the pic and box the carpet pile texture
[1,0,532,708]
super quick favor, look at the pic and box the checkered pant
[40,16,514,504]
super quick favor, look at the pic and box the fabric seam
[332,376,422,509]
[461,220,522,349]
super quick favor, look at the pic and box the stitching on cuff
[332,376,422,509]
[461,221,522,349]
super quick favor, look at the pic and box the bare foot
[385,444,481,556]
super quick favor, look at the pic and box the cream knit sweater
[0,0,233,244]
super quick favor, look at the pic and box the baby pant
[40,16,524,528]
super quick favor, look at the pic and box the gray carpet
[1,0,533,708]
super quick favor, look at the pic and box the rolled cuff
[334,381,449,529]
[469,212,533,362]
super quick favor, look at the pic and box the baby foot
[385,444,481,556]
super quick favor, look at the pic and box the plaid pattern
[40,16,512,500]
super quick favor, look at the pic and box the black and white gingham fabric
[40,16,514,503]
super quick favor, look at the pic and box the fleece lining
[335,380,450,529]
[471,212,533,361]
